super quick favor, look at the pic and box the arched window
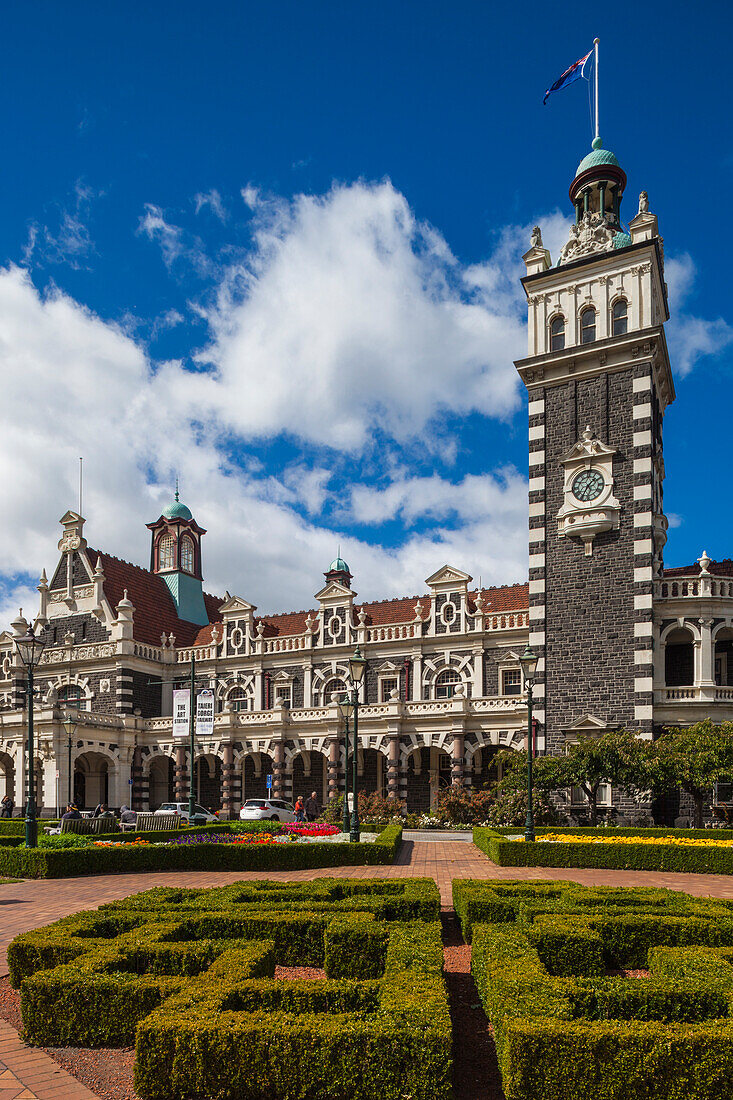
[549,315,565,352]
[580,306,596,344]
[435,668,461,699]
[612,298,628,336]
[227,686,250,713]
[158,533,176,571]
[664,628,695,687]
[58,684,84,709]
[322,678,346,704]
[180,535,195,574]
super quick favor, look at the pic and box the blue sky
[0,0,730,620]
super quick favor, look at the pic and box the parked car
[240,798,296,823]
[154,802,219,823]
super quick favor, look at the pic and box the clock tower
[515,138,674,753]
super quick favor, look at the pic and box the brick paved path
[3,837,733,1098]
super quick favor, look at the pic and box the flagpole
[594,38,600,141]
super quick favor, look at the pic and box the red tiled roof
[664,559,733,579]
[88,548,223,647]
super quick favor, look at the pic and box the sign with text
[196,689,215,737]
[172,690,190,739]
[266,774,273,791]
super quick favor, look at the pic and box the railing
[176,645,218,663]
[484,611,529,631]
[655,686,733,703]
[134,642,166,662]
[366,623,420,643]
[263,635,308,653]
[656,579,733,599]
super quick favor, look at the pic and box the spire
[175,476,180,503]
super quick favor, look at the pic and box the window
[180,535,195,574]
[380,677,398,702]
[549,315,565,351]
[158,533,176,571]
[501,668,522,696]
[435,668,460,699]
[322,678,346,704]
[58,684,84,708]
[274,685,292,708]
[612,299,628,336]
[227,686,250,712]
[580,307,596,344]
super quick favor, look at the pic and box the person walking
[304,790,319,823]
[0,794,14,818]
[294,796,305,823]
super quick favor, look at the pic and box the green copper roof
[328,557,350,573]
[613,231,632,250]
[162,487,192,521]
[576,137,620,176]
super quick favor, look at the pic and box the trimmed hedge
[11,877,449,1100]
[0,820,403,878]
[473,825,733,874]
[462,878,733,1100]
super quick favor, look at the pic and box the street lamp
[347,647,367,843]
[63,709,79,808]
[337,693,354,835]
[15,626,46,848]
[519,644,539,842]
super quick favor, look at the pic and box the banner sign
[172,689,190,739]
[196,689,215,737]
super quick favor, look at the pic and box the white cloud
[23,180,97,271]
[194,189,227,222]
[163,180,528,452]
[658,253,733,377]
[137,205,212,277]
[348,469,526,529]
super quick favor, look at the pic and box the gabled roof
[88,548,223,647]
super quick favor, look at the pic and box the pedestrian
[0,794,14,818]
[304,790,319,823]
[60,803,82,821]
[294,796,305,823]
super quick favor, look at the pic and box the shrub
[10,879,449,1100]
[321,792,404,824]
[435,786,494,825]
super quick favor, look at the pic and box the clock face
[572,469,604,503]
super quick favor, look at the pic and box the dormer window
[580,306,596,344]
[180,535,195,575]
[158,534,176,571]
[612,298,628,336]
[549,315,565,351]
[323,678,346,704]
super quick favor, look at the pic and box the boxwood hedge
[0,820,402,878]
[10,876,448,1100]
[460,878,733,1100]
[473,825,733,874]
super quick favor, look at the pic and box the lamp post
[347,647,367,843]
[63,709,79,808]
[15,626,46,848]
[519,644,539,843]
[337,694,354,835]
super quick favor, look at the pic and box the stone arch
[662,623,696,687]
[218,675,256,714]
[0,750,15,804]
[311,664,350,706]
[147,754,174,809]
[714,623,733,687]
[361,747,386,798]
[74,750,112,810]
[422,653,473,700]
[49,675,94,709]
[194,753,222,811]
[239,751,275,802]
[291,748,328,806]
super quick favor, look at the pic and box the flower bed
[458,878,733,1100]
[0,820,403,877]
[283,823,340,836]
[473,826,733,874]
[9,877,447,1100]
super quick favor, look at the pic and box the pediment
[59,510,84,526]
[375,660,401,672]
[560,427,616,467]
[218,595,257,617]
[314,581,355,602]
[565,714,607,733]
[0,630,14,646]
[425,564,473,589]
[497,649,522,665]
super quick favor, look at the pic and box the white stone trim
[633,375,652,393]
[634,512,653,528]
[634,566,653,583]
[529,553,545,569]
[634,704,654,720]
[528,399,545,416]
[529,476,545,492]
[633,484,653,501]
[633,402,653,420]
[633,430,653,448]
[528,579,545,595]
[634,621,654,637]
[528,450,545,467]
[528,527,545,544]
[529,606,545,621]
[528,501,545,517]
[634,539,653,555]
[633,457,653,474]
[634,593,653,609]
[634,676,653,692]
[528,424,545,441]
[529,634,545,650]
[635,649,652,664]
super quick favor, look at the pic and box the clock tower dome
[515,139,674,752]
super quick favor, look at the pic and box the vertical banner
[196,689,215,737]
[172,689,190,739]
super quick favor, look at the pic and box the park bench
[120,811,182,833]
[60,816,119,836]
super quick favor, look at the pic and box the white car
[240,798,296,823]
[154,802,219,823]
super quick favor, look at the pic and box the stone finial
[474,589,484,613]
[11,609,28,636]
[305,613,316,634]
[168,633,176,649]
[389,686,400,701]
[639,191,649,214]
[358,608,367,626]
[255,620,265,638]
[453,681,465,698]
[211,624,221,645]
[161,633,168,646]
[413,599,423,623]
[117,590,134,613]
[698,551,712,574]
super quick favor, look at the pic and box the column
[272,740,285,798]
[222,742,235,818]
[328,735,340,803]
[451,731,465,789]
[175,745,188,803]
[699,618,716,699]
[131,745,144,811]
[387,735,400,802]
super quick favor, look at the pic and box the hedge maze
[454,879,733,1100]
[9,878,448,1100]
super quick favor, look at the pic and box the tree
[644,720,733,828]
[536,731,649,826]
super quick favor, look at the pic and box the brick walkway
[3,837,733,1099]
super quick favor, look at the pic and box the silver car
[240,798,296,823]
[154,802,219,823]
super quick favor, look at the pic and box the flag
[543,49,593,105]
